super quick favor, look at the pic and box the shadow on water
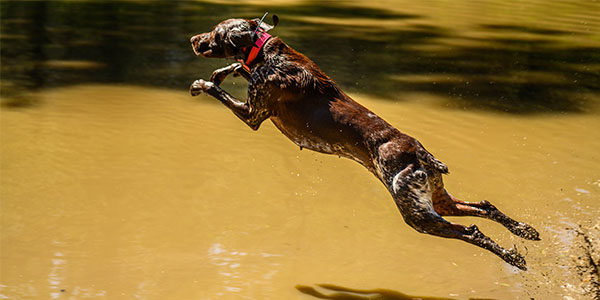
[1,1,598,113]
[295,284,496,300]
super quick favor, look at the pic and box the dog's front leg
[190,79,269,130]
[210,62,251,86]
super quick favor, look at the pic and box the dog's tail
[417,145,449,174]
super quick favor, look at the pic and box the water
[1,1,599,299]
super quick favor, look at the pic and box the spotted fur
[189,17,539,270]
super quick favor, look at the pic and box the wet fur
[189,18,540,270]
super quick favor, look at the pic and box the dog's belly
[269,115,374,170]
[268,95,387,170]
[270,117,338,154]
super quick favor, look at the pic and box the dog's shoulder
[259,39,340,95]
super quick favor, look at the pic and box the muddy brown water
[1,1,599,299]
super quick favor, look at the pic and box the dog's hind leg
[431,188,540,241]
[391,167,528,270]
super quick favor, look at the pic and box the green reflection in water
[1,0,599,113]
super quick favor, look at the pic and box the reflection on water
[1,1,600,300]
[296,284,459,300]
[208,243,283,295]
[1,0,599,113]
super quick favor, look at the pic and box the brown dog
[189,16,539,270]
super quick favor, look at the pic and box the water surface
[1,1,599,299]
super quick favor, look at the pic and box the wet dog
[189,16,540,270]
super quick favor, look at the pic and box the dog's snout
[190,33,211,56]
[190,34,202,45]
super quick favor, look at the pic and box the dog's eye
[213,32,222,44]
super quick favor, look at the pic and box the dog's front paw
[190,79,215,96]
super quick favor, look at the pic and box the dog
[189,15,540,270]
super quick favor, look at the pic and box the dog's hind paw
[509,222,541,241]
[502,247,527,271]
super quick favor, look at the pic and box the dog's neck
[239,31,272,71]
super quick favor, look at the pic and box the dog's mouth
[190,33,213,57]
[192,42,211,57]
[192,43,212,57]
[195,48,212,57]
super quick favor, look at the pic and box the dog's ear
[226,28,253,49]
[252,15,278,32]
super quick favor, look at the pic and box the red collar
[239,32,272,72]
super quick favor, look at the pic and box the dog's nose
[190,35,200,44]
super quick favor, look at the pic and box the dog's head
[190,16,278,59]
